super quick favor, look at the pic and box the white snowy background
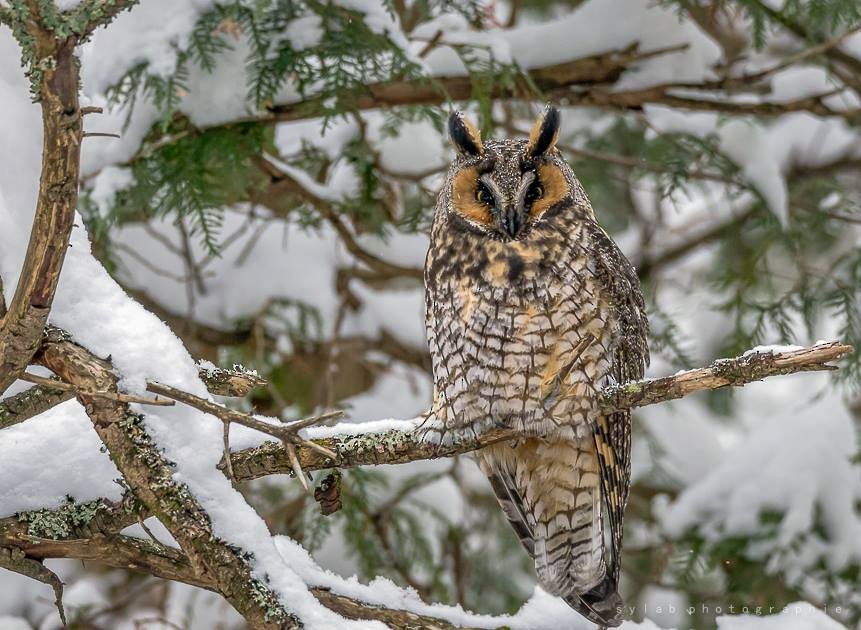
[1,0,860,628]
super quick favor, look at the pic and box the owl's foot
[416,410,583,446]
[415,412,507,446]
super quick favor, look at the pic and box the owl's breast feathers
[423,214,628,444]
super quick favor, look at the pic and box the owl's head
[443,106,578,241]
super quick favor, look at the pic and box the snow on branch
[36,334,297,629]
[0,337,273,430]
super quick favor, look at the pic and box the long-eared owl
[422,107,649,627]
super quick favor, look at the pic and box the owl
[422,107,649,627]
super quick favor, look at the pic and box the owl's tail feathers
[480,441,624,627]
[564,578,623,628]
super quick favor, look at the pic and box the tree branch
[0,524,482,630]
[227,341,853,481]
[0,25,83,395]
[0,545,66,625]
[0,385,74,430]
[67,0,140,38]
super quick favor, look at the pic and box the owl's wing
[584,221,649,584]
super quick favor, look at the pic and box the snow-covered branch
[36,331,300,629]
[0,517,477,630]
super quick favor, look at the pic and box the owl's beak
[498,205,525,238]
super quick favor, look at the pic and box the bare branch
[600,341,852,411]
[82,131,121,139]
[0,546,66,625]
[0,385,74,430]
[255,156,424,281]
[0,33,83,395]
[20,371,175,407]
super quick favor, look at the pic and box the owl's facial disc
[477,171,535,238]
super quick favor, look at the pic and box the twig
[732,24,861,86]
[0,546,66,625]
[146,380,340,447]
[0,385,74,430]
[82,131,121,139]
[222,421,235,483]
[20,372,175,407]
[286,443,309,492]
[600,341,852,411]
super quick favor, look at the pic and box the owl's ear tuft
[526,106,560,157]
[448,111,484,157]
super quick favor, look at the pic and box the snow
[644,107,789,224]
[716,602,847,629]
[657,371,861,582]
[0,400,123,514]
[742,344,805,356]
[274,536,597,630]
[415,0,721,90]
[285,15,325,51]
[87,165,134,219]
[0,617,31,630]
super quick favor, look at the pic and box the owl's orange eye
[475,185,493,205]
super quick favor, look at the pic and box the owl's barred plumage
[421,108,648,627]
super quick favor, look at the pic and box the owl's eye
[525,182,544,205]
[475,184,493,205]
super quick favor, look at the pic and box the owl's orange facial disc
[528,163,568,220]
[452,166,495,226]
